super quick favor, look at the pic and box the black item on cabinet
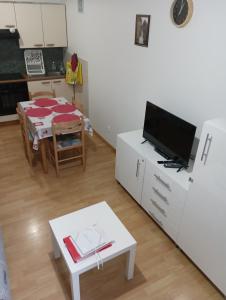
[0,77,29,116]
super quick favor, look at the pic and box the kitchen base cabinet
[28,79,73,100]
[115,130,190,242]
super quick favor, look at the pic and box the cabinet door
[41,4,67,47]
[0,3,16,29]
[115,136,145,204]
[28,80,52,95]
[52,79,73,101]
[15,3,44,49]
[178,121,226,295]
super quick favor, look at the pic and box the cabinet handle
[34,44,43,47]
[201,133,212,165]
[41,81,51,85]
[148,210,163,227]
[53,80,61,83]
[136,159,140,177]
[152,187,169,204]
[5,25,15,28]
[154,174,171,191]
[151,199,167,217]
[46,43,55,47]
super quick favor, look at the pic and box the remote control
[164,162,183,168]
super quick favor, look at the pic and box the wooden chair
[30,90,56,100]
[16,106,34,166]
[48,118,86,175]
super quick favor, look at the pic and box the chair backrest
[16,105,33,165]
[30,90,56,100]
[52,118,84,136]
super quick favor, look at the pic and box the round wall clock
[171,0,193,27]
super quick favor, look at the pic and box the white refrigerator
[178,118,226,295]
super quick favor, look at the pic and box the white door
[52,79,73,101]
[115,136,145,204]
[0,3,16,29]
[41,4,67,48]
[15,3,44,48]
[178,120,226,295]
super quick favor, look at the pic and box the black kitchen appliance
[0,73,29,116]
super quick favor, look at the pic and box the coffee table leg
[71,273,80,300]
[126,245,136,280]
[51,233,61,259]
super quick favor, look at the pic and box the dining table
[18,97,93,173]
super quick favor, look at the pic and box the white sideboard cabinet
[115,130,191,242]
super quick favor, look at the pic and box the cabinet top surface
[118,129,193,190]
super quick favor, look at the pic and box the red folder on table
[63,236,112,263]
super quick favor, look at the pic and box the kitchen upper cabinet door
[15,3,44,49]
[41,4,67,48]
[0,3,16,29]
[52,79,73,101]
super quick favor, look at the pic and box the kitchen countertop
[0,74,65,84]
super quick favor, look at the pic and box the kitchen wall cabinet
[15,3,44,48]
[28,78,73,101]
[14,3,67,49]
[41,5,67,48]
[115,130,190,242]
[0,3,16,29]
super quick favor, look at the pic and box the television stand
[141,139,148,144]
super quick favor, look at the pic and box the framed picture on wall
[78,0,84,13]
[135,15,151,47]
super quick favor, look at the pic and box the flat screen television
[143,101,196,167]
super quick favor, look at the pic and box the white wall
[66,0,226,147]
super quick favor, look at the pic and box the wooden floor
[0,124,224,300]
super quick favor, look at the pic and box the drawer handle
[53,80,61,83]
[34,44,43,47]
[151,199,167,217]
[148,210,163,227]
[41,81,51,85]
[152,187,169,204]
[5,25,15,28]
[154,174,171,191]
[46,43,55,47]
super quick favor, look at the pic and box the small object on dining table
[51,104,76,113]
[52,114,81,123]
[26,107,52,118]
[34,98,58,107]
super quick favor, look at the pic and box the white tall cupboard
[178,118,226,296]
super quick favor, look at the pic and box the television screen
[143,101,196,166]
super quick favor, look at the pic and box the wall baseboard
[93,130,116,153]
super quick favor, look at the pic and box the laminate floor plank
[0,124,224,300]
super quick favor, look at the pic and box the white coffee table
[49,201,137,300]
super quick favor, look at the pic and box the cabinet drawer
[143,196,178,240]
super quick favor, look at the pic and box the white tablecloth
[19,97,93,150]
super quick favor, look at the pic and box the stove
[0,73,23,81]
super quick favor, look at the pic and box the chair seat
[57,137,81,149]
